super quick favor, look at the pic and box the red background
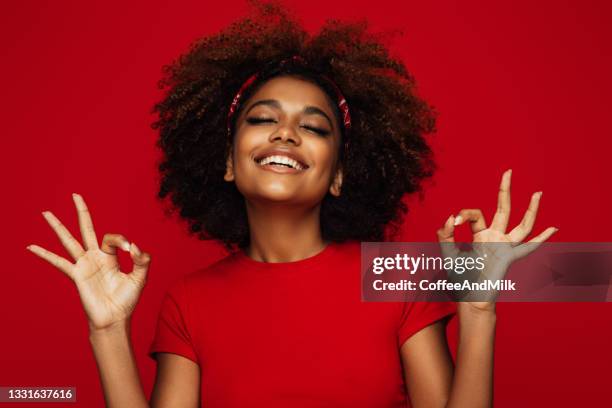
[2,0,611,406]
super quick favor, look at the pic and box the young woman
[26,3,557,407]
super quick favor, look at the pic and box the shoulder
[186,251,241,280]
[329,239,362,263]
[156,252,240,318]
[169,250,243,295]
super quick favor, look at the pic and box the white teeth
[258,155,304,170]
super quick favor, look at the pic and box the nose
[269,123,301,146]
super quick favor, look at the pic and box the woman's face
[225,75,343,207]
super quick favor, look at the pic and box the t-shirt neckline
[232,241,341,272]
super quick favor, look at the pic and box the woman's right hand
[27,193,152,332]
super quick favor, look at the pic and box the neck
[244,200,327,262]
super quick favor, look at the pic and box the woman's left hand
[436,169,558,313]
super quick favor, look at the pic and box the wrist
[458,303,497,321]
[88,319,131,339]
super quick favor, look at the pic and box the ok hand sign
[437,170,558,310]
[27,194,151,331]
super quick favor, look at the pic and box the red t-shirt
[149,240,456,407]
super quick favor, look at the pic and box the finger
[507,191,543,245]
[72,193,99,250]
[26,244,75,279]
[490,169,512,233]
[454,209,487,234]
[437,215,460,259]
[101,233,131,269]
[129,242,151,285]
[437,215,455,243]
[41,211,85,261]
[512,227,559,259]
[101,233,131,256]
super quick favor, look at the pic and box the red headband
[226,56,351,137]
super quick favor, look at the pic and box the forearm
[88,320,149,408]
[446,304,496,408]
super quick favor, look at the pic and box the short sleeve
[149,279,199,364]
[397,301,457,347]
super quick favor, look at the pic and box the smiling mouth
[254,155,309,171]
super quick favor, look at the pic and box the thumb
[129,242,151,284]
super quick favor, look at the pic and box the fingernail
[453,215,463,226]
[122,241,131,252]
[553,227,559,233]
[131,242,142,256]
[26,245,31,251]
[507,169,512,175]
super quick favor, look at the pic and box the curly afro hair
[152,0,438,251]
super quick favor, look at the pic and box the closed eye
[246,117,276,125]
[301,125,330,136]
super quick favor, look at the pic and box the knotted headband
[226,55,352,137]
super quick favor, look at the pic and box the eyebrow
[245,99,335,129]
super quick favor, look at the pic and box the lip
[253,147,309,173]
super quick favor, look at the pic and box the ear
[224,147,235,182]
[329,167,343,197]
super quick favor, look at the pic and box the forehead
[247,76,335,112]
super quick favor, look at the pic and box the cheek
[231,132,260,172]
[309,142,339,178]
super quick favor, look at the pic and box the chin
[254,187,304,204]
[236,178,328,206]
[247,187,323,207]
